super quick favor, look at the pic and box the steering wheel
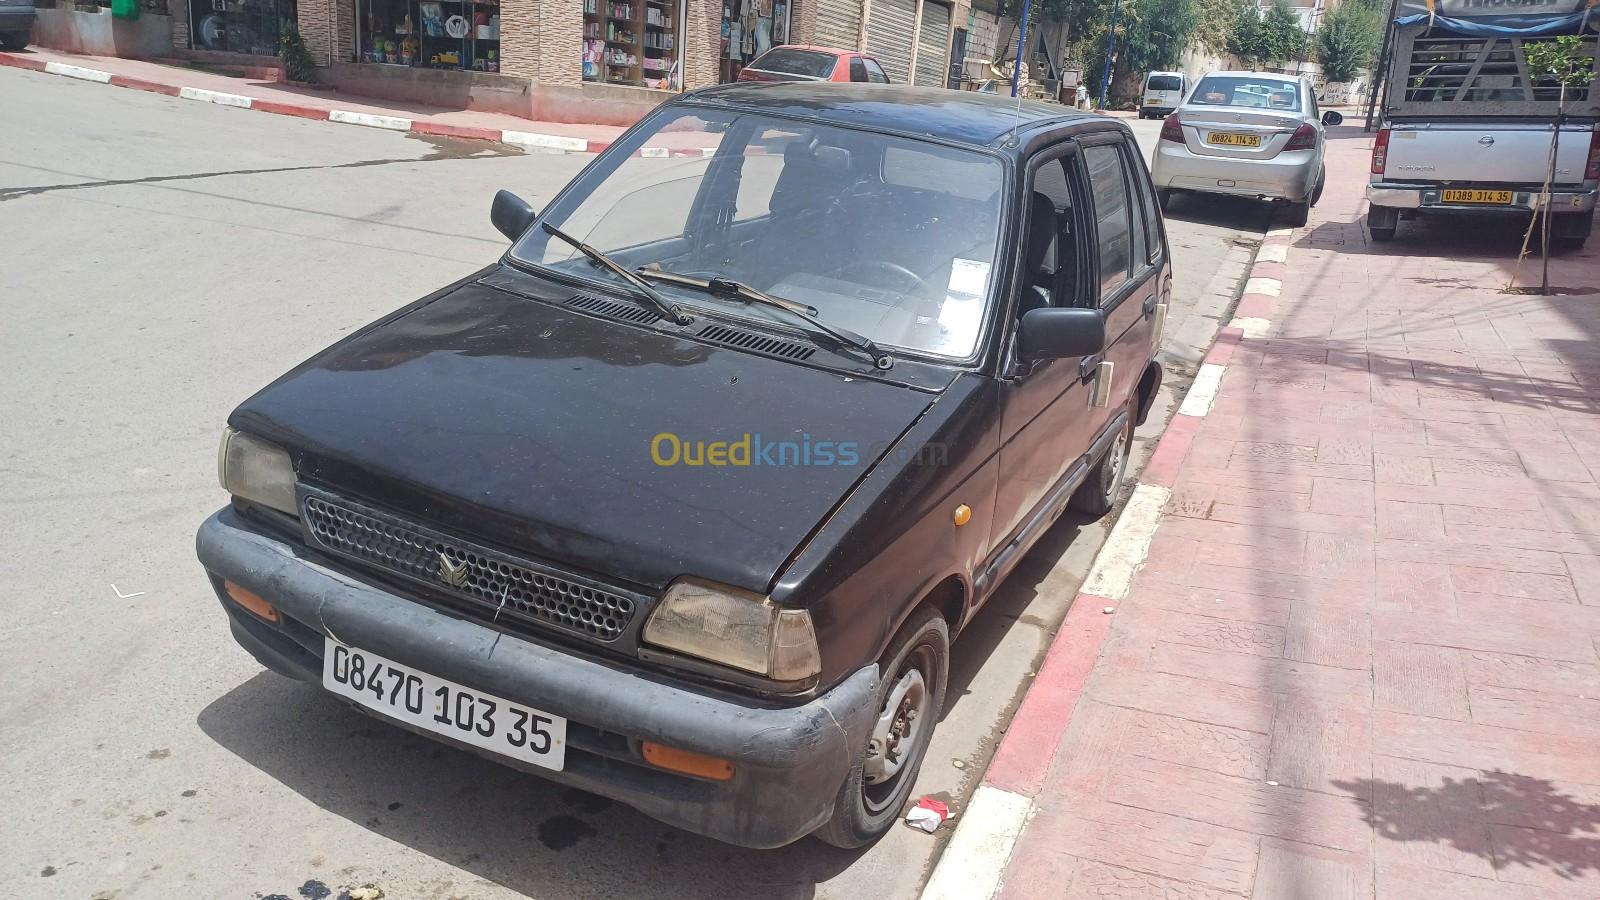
[839,260,927,294]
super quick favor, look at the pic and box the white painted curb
[45,62,111,83]
[502,130,590,152]
[920,786,1034,900]
[1082,483,1171,601]
[1243,276,1282,297]
[1228,316,1272,338]
[179,86,253,108]
[1257,243,1289,263]
[1177,362,1226,417]
[329,109,412,130]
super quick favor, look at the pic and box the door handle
[1079,355,1101,383]
[1142,294,1158,316]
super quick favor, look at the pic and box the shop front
[863,0,949,85]
[190,0,294,55]
[717,0,790,82]
[357,0,501,72]
[582,0,684,90]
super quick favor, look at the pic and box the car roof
[1200,71,1305,82]
[681,82,1101,149]
[766,44,862,58]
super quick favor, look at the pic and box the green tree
[1316,0,1381,82]
[1195,0,1246,55]
[1226,2,1265,67]
[1082,0,1200,103]
[1259,0,1308,64]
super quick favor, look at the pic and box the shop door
[813,0,860,52]
[865,0,915,83]
[912,0,949,87]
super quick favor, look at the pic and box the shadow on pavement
[1161,192,1278,231]
[1333,772,1600,882]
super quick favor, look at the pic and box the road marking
[920,785,1033,900]
[1257,243,1289,263]
[501,130,589,152]
[1229,316,1272,338]
[179,86,253,108]
[1266,226,1294,238]
[1178,362,1226,417]
[45,62,112,83]
[1083,483,1170,601]
[329,109,412,130]
[111,584,146,599]
[1243,276,1282,296]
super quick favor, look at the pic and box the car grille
[300,488,639,642]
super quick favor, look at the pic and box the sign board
[1396,0,1590,18]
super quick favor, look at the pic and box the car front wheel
[0,30,28,50]
[1156,189,1173,212]
[813,608,949,849]
[1069,413,1133,518]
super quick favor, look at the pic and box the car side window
[864,59,889,83]
[1017,154,1078,317]
[1123,140,1163,269]
[1082,144,1132,301]
[849,59,869,82]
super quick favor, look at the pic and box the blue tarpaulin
[1394,12,1596,34]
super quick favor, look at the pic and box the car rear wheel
[1069,413,1132,518]
[1553,210,1593,251]
[1368,206,1399,242]
[1156,189,1173,213]
[0,30,28,50]
[1283,201,1310,228]
[813,608,949,849]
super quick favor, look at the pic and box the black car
[197,83,1170,849]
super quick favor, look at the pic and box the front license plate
[1442,189,1513,204]
[322,639,567,771]
[1209,132,1261,148]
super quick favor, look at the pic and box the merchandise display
[718,0,788,82]
[584,0,682,88]
[361,0,500,72]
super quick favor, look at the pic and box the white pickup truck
[1366,11,1599,249]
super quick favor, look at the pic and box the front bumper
[1153,142,1318,202]
[195,507,880,848]
[1367,183,1598,214]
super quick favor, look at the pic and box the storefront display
[359,0,500,71]
[718,0,788,82]
[583,0,682,89]
[192,0,294,56]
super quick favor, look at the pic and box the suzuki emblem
[437,551,469,587]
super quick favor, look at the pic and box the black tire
[1370,226,1396,242]
[1368,205,1399,242]
[813,608,950,849]
[1553,211,1593,251]
[1283,200,1310,228]
[1069,412,1133,518]
[0,30,28,51]
[1310,169,1326,207]
[1156,189,1173,213]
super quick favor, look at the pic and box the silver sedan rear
[1151,72,1338,226]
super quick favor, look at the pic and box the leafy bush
[1316,0,1381,83]
[280,23,319,84]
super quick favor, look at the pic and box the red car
[737,45,892,84]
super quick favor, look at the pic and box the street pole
[1010,0,1034,97]
[1097,0,1121,109]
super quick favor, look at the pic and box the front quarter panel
[770,373,1001,689]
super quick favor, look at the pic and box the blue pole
[1010,0,1033,98]
[1097,0,1121,109]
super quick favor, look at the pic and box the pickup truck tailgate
[1385,122,1594,186]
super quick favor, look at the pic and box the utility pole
[1010,0,1034,97]
[1097,0,1121,109]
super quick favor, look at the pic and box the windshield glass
[751,48,836,78]
[1191,76,1300,111]
[1147,75,1182,92]
[512,108,1006,359]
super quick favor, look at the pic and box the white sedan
[1150,71,1343,226]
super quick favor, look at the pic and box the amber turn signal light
[224,580,279,624]
[641,742,735,781]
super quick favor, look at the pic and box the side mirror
[1017,307,1105,363]
[1321,110,1344,127]
[491,189,538,241]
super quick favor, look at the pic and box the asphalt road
[0,69,1267,900]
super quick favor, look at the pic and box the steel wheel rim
[862,646,933,813]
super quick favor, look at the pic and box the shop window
[584,0,684,90]
[192,0,294,55]
[719,0,791,82]
[359,0,501,71]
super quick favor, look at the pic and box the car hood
[231,280,936,594]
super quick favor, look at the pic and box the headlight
[643,579,821,683]
[218,427,298,516]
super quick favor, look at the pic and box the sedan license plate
[1442,189,1513,204]
[323,639,567,771]
[1209,132,1261,148]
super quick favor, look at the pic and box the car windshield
[750,48,836,78]
[1190,76,1300,111]
[511,108,1006,360]
[1147,75,1182,92]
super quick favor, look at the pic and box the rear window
[1147,75,1182,92]
[749,49,837,79]
[1190,76,1301,111]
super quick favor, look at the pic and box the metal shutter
[865,0,916,83]
[813,0,861,52]
[913,0,950,87]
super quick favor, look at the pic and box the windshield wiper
[637,267,893,370]
[541,224,691,325]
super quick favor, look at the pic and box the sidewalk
[928,128,1600,898]
[0,47,721,155]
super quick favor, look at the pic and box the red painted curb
[985,592,1115,797]
[1235,293,1277,319]
[1139,411,1202,489]
[411,121,503,142]
[108,75,181,96]
[0,52,47,72]
[587,140,614,155]
[1249,260,1288,281]
[1202,327,1244,367]
[251,99,331,121]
